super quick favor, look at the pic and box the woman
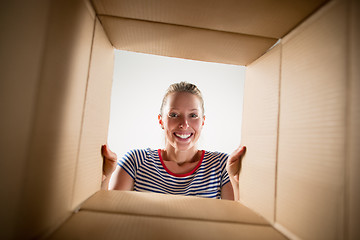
[101,82,246,200]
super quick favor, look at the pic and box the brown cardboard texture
[276,1,348,239]
[0,1,51,239]
[348,0,360,238]
[92,0,328,39]
[71,18,114,209]
[98,15,277,66]
[50,191,287,240]
[1,0,359,239]
[92,0,328,65]
[12,0,96,238]
[81,190,269,224]
[50,211,285,240]
[240,44,281,223]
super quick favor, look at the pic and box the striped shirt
[118,148,230,199]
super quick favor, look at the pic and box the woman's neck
[163,145,199,166]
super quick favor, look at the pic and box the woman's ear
[158,114,164,129]
[202,115,205,126]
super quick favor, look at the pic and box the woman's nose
[179,117,189,129]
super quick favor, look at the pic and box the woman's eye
[190,113,198,118]
[169,113,178,118]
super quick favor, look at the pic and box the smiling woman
[102,81,246,200]
[101,51,246,200]
[108,50,245,158]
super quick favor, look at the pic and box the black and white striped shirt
[118,148,230,199]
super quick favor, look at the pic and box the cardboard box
[0,0,358,239]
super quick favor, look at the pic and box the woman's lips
[173,132,193,140]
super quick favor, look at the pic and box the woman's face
[159,92,205,152]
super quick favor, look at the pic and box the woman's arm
[101,144,134,190]
[221,182,235,200]
[108,166,134,190]
[224,146,246,201]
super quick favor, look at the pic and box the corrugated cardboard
[50,191,287,240]
[71,18,114,209]
[91,0,328,65]
[50,211,287,240]
[81,190,269,224]
[0,1,50,239]
[1,0,359,239]
[9,0,96,238]
[240,44,281,222]
[92,0,328,39]
[1,1,95,239]
[98,15,277,66]
[348,0,360,238]
[277,1,347,239]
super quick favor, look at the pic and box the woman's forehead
[168,107,200,112]
[166,92,202,109]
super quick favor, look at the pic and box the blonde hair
[160,82,204,116]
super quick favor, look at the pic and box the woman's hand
[101,144,117,182]
[226,146,246,183]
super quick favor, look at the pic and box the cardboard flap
[50,211,287,240]
[99,16,277,65]
[81,190,269,225]
[50,190,288,240]
[92,0,328,39]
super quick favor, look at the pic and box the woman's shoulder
[125,148,159,158]
[201,150,228,170]
[203,150,229,161]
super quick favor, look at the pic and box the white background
[108,50,245,159]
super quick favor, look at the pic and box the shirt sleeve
[118,149,140,180]
[219,152,230,187]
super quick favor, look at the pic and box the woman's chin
[174,142,196,152]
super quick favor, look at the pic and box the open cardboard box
[0,0,359,239]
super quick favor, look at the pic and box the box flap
[50,211,287,240]
[81,190,269,225]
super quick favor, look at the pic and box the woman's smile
[173,132,193,140]
[159,91,205,152]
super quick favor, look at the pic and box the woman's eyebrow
[169,108,199,111]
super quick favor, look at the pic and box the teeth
[175,133,191,139]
